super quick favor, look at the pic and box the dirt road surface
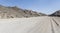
[0,16,60,33]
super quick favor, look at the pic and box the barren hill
[49,10,60,17]
[0,5,46,18]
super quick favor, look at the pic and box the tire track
[51,17,60,33]
[52,18,59,26]
[50,18,55,33]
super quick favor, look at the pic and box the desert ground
[0,16,60,33]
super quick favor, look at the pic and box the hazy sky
[0,0,60,14]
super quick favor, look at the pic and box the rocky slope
[49,10,60,17]
[0,5,46,18]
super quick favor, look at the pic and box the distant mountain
[0,5,46,18]
[49,10,60,17]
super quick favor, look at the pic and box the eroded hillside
[0,5,46,18]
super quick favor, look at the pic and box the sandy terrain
[0,16,59,33]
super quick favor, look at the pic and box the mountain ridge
[0,5,46,18]
[49,10,60,17]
